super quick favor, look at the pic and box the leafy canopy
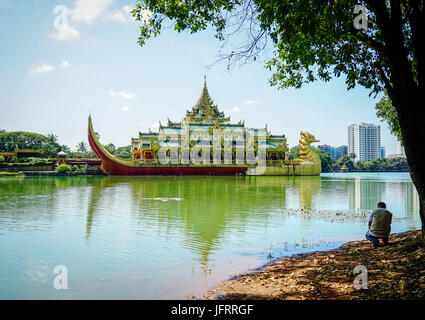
[375,92,403,143]
[132,0,415,97]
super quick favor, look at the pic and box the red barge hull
[88,116,248,176]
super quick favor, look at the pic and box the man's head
[377,202,386,209]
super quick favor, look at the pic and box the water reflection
[0,173,421,299]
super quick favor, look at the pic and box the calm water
[0,172,421,299]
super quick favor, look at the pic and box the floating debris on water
[142,197,184,202]
[269,208,404,223]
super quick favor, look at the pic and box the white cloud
[109,5,135,23]
[29,63,55,75]
[122,106,129,112]
[71,0,113,24]
[49,23,80,41]
[108,5,151,24]
[244,100,258,105]
[109,90,136,99]
[60,60,72,68]
[229,107,240,113]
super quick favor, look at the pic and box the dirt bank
[206,230,425,300]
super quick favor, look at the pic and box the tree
[286,146,299,160]
[337,155,354,171]
[60,145,71,153]
[46,133,58,145]
[76,141,88,155]
[0,131,60,157]
[316,149,334,173]
[116,145,132,159]
[104,143,116,155]
[355,161,366,170]
[133,0,425,235]
[375,92,403,143]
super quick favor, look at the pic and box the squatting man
[365,202,392,248]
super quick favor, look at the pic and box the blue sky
[0,0,399,154]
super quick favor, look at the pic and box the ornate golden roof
[185,76,230,124]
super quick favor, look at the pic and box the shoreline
[205,230,425,300]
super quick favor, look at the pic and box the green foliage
[316,149,333,173]
[287,146,300,160]
[0,155,4,162]
[116,145,132,159]
[0,131,61,158]
[0,171,23,176]
[376,92,403,144]
[76,141,88,155]
[0,160,53,168]
[71,165,87,173]
[336,155,355,171]
[56,164,71,173]
[104,143,116,155]
[132,1,414,97]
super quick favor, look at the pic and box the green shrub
[56,164,71,173]
[0,160,53,168]
[0,155,4,162]
[71,165,86,173]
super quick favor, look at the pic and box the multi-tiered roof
[132,77,287,153]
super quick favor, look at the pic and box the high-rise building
[348,123,381,162]
[336,145,348,160]
[380,146,386,159]
[318,144,348,160]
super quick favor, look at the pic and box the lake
[0,172,420,299]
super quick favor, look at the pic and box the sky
[0,0,400,154]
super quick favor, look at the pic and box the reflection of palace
[85,176,320,270]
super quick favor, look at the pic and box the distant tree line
[0,130,132,160]
[289,145,408,173]
[316,149,408,173]
[0,131,64,158]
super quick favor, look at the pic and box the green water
[0,173,421,299]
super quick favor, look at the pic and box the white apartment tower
[348,123,381,162]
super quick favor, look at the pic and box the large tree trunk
[391,89,425,238]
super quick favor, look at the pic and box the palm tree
[76,141,88,155]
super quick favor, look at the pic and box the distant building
[387,154,405,159]
[387,143,406,159]
[348,123,381,162]
[318,144,333,157]
[318,144,348,160]
[397,143,406,158]
[336,145,348,160]
[380,146,386,159]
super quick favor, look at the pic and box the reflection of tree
[0,176,89,231]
